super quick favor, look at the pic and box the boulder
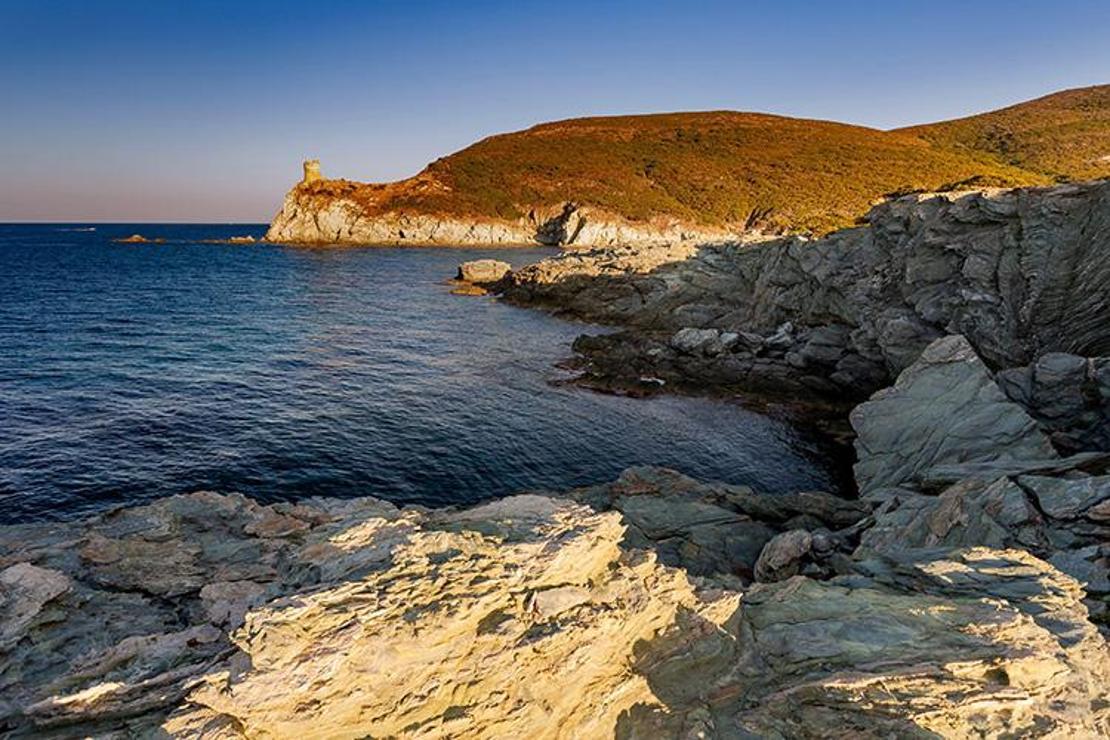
[754,529,812,582]
[851,335,1058,494]
[456,259,511,284]
[669,327,735,356]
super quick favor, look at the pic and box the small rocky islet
[6,91,1110,737]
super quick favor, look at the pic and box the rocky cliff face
[502,180,1110,400]
[3,335,1109,737]
[264,182,735,247]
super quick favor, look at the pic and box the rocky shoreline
[265,181,737,248]
[2,331,1109,736]
[498,180,1110,402]
[3,179,1109,737]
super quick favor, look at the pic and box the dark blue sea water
[0,224,841,523]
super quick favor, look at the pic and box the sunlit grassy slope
[899,85,1110,183]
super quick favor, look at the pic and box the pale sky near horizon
[2,0,1108,222]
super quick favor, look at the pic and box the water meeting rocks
[502,180,1110,400]
[4,182,1110,736]
[3,337,1110,736]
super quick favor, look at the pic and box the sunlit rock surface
[2,474,1108,736]
[265,181,730,248]
[4,181,1110,737]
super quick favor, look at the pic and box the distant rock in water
[200,235,257,245]
[450,259,513,296]
[113,234,164,244]
[456,259,511,284]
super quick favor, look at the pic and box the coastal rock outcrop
[850,335,1110,631]
[8,179,1110,736]
[265,179,732,247]
[3,481,1108,737]
[568,466,868,584]
[502,180,1110,400]
[850,335,1061,494]
[457,259,511,284]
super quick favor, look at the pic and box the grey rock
[669,327,721,355]
[754,529,812,582]
[851,335,1058,494]
[1020,474,1110,520]
[1000,352,1110,454]
[504,181,1110,400]
[568,467,868,582]
[1049,546,1110,595]
[918,451,1110,488]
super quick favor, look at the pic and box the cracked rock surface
[2,488,1107,738]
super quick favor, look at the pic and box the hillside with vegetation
[900,84,1110,182]
[292,86,1110,237]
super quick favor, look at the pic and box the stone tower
[302,159,322,184]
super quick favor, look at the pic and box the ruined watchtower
[302,159,322,185]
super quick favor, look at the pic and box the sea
[0,223,843,522]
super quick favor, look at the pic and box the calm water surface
[0,224,840,522]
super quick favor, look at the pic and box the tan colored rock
[456,259,511,284]
[0,563,70,649]
[264,178,733,248]
[1,479,1107,737]
[166,496,736,739]
[113,234,165,244]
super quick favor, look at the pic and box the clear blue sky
[2,0,1108,222]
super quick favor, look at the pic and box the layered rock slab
[1,482,1107,737]
[623,547,1110,739]
[850,335,1110,632]
[165,495,738,739]
[850,335,1059,494]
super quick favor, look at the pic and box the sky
[1,0,1108,222]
